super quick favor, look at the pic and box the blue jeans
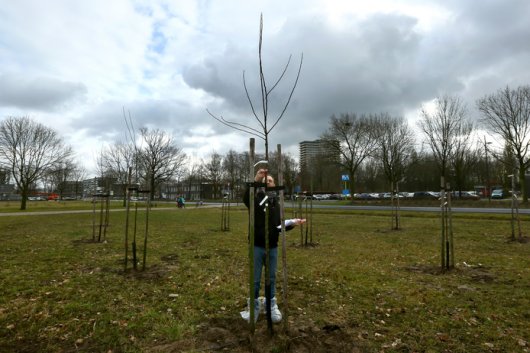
[253,246,278,299]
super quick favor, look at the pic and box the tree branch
[206,109,265,140]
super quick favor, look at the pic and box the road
[306,203,530,214]
[1,201,528,216]
[0,203,220,217]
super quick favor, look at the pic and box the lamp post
[483,137,492,202]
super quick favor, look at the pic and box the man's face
[266,176,275,187]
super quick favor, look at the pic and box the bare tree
[0,116,72,210]
[373,113,415,189]
[204,151,224,199]
[451,140,478,197]
[70,164,87,199]
[223,149,244,199]
[477,85,530,203]
[281,153,299,197]
[207,14,303,160]
[418,95,472,181]
[138,128,187,200]
[45,160,77,199]
[418,95,471,271]
[372,114,415,229]
[98,141,137,205]
[321,113,379,201]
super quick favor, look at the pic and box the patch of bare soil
[507,235,530,244]
[403,264,444,275]
[146,317,361,353]
[71,238,107,245]
[122,264,171,280]
[161,253,180,264]
[403,264,497,283]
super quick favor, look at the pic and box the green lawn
[0,206,528,352]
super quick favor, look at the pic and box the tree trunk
[349,172,355,204]
[20,187,28,210]
[519,160,527,203]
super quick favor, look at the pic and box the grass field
[0,204,528,352]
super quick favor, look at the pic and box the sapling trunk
[310,179,313,244]
[448,187,454,268]
[299,195,303,246]
[440,177,446,270]
[305,196,309,245]
[104,194,110,240]
[396,182,401,230]
[248,139,256,333]
[142,188,151,271]
[92,195,96,242]
[98,195,104,242]
[277,144,289,332]
[226,198,230,230]
[132,200,138,270]
[124,167,132,271]
[263,169,273,334]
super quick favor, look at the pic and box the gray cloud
[71,97,233,150]
[0,74,87,111]
[182,12,456,144]
[183,4,530,144]
[3,0,530,173]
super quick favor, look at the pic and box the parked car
[355,193,374,200]
[413,191,438,199]
[329,194,344,200]
[28,196,46,201]
[452,191,480,200]
[491,189,505,199]
[382,192,404,199]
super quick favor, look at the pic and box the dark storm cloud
[0,74,87,111]
[183,43,256,112]
[184,3,530,145]
[182,12,456,144]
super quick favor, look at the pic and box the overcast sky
[1,0,529,176]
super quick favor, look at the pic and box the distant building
[299,139,340,170]
[298,139,341,192]
[82,177,118,198]
[0,184,16,200]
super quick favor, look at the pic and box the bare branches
[477,85,530,202]
[418,95,470,178]
[321,113,379,197]
[207,13,303,158]
[269,53,304,133]
[207,109,265,139]
[243,70,265,130]
[138,127,187,199]
[372,113,415,186]
[0,116,72,209]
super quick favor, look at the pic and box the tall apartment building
[299,139,339,169]
[298,139,341,192]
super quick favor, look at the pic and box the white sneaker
[240,298,260,323]
[263,297,282,323]
[258,297,266,314]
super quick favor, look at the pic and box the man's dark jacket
[243,187,293,248]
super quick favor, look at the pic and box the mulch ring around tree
[146,316,362,353]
